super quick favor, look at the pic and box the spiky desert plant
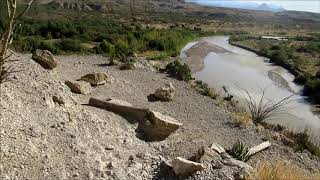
[227,139,250,162]
[239,87,295,124]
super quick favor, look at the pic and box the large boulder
[172,157,204,176]
[154,83,175,101]
[32,49,58,69]
[139,110,182,141]
[79,73,108,86]
[65,80,92,94]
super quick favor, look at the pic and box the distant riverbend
[181,36,320,146]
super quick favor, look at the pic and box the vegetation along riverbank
[229,34,320,105]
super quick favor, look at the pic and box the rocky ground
[0,53,319,179]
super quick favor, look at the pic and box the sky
[190,0,320,13]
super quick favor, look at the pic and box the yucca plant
[227,139,251,162]
[239,87,294,124]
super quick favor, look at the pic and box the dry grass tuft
[232,112,253,127]
[249,161,319,180]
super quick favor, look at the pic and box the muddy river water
[181,36,320,146]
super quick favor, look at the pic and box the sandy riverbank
[182,40,230,72]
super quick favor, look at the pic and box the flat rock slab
[173,157,204,176]
[89,98,147,122]
[89,98,182,141]
[32,49,58,69]
[65,80,92,94]
[79,73,108,86]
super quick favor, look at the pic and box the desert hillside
[1,52,319,179]
[1,0,320,179]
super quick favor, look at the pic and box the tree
[0,0,34,84]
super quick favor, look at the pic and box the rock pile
[65,72,110,94]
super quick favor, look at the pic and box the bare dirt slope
[0,53,319,179]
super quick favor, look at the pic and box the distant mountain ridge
[186,0,285,12]
[256,3,285,12]
[16,0,320,29]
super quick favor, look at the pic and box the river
[181,36,320,146]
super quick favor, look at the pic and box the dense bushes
[297,42,320,53]
[12,16,201,58]
[164,60,193,82]
[193,80,218,99]
[59,39,82,52]
[304,77,320,103]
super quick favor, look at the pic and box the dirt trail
[0,53,319,179]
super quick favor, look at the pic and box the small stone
[105,145,115,150]
[129,155,134,161]
[79,73,108,86]
[136,153,145,159]
[70,134,76,138]
[65,80,92,94]
[52,95,65,105]
[107,162,113,168]
[154,83,175,101]
[272,132,281,141]
[44,94,55,108]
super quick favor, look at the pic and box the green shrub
[222,86,234,102]
[114,38,130,56]
[297,42,320,53]
[97,40,115,54]
[194,80,218,99]
[164,60,193,82]
[304,78,320,103]
[13,36,41,52]
[59,39,82,52]
[39,41,59,54]
[147,52,168,61]
[120,58,136,70]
